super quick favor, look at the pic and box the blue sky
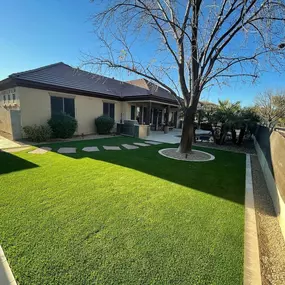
[0,0,284,106]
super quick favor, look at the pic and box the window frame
[103,102,115,119]
[50,96,75,118]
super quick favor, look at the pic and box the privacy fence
[254,126,285,238]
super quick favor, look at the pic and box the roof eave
[0,78,17,91]
[14,79,123,101]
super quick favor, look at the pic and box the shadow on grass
[0,151,38,175]
[43,139,247,206]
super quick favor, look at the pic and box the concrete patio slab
[146,129,181,144]
[28,148,49,154]
[144,141,163,145]
[82,146,99,152]
[0,136,21,150]
[57,147,76,154]
[133,143,150,147]
[103,146,121,150]
[121,144,139,150]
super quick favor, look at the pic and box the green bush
[95,115,114,134]
[23,124,52,142]
[48,112,78,138]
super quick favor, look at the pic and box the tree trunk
[237,125,246,145]
[231,127,237,144]
[178,107,196,153]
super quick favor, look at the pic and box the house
[0,62,180,140]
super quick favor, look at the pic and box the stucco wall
[121,102,133,121]
[19,87,122,135]
[0,107,12,135]
[0,88,19,135]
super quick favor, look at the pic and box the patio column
[148,101,152,125]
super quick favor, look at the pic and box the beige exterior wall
[19,87,123,135]
[0,88,20,135]
[121,101,133,121]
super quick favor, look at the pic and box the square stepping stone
[144,141,162,145]
[133,142,150,147]
[122,144,139,150]
[28,148,48,154]
[82,146,99,152]
[103,146,121,150]
[41,147,52,151]
[57,147,76,154]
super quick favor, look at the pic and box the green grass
[0,137,245,284]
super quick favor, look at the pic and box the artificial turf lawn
[0,137,245,284]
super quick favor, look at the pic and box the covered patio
[126,100,180,131]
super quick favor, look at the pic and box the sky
[0,0,284,106]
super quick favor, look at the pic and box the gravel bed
[159,148,214,161]
[194,140,256,154]
[251,156,285,285]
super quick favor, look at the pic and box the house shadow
[47,144,247,206]
[0,151,38,175]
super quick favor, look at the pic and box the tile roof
[126,79,176,102]
[4,62,178,104]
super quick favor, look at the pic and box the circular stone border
[158,148,215,162]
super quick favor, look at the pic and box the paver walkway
[27,142,158,154]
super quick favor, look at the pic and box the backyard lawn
[0,137,245,284]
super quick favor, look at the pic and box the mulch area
[251,156,285,285]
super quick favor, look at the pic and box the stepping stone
[144,141,162,145]
[133,143,150,147]
[103,146,121,150]
[57,147,76,154]
[82,146,99,152]
[122,144,139,150]
[28,148,48,154]
[41,147,52,151]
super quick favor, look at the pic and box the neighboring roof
[0,62,178,104]
[127,78,176,102]
[200,101,218,107]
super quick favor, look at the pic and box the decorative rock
[57,147,76,154]
[158,148,215,162]
[121,144,139,150]
[144,141,162,145]
[133,142,150,147]
[82,146,99,152]
[28,148,48,154]
[103,146,121,150]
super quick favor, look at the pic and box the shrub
[95,115,114,134]
[48,112,78,138]
[23,124,52,142]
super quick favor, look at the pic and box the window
[12,94,16,102]
[8,95,11,101]
[3,95,6,103]
[131,105,136,120]
[103,102,115,119]
[50,96,75,117]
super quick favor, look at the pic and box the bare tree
[86,0,285,153]
[255,90,285,129]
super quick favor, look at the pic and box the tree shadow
[46,144,247,206]
[0,151,38,175]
